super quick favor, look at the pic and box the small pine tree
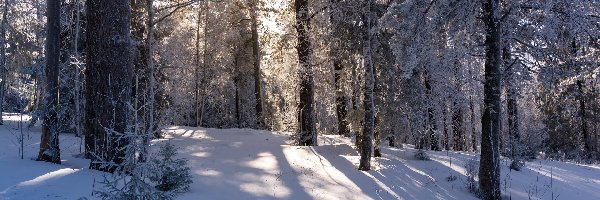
[148,141,193,198]
[94,126,161,200]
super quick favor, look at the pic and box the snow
[1,114,599,200]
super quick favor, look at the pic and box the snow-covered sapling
[148,141,193,197]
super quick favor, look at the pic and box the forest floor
[0,114,599,200]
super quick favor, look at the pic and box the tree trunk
[131,0,146,131]
[424,69,439,151]
[86,0,133,172]
[442,107,450,151]
[0,0,8,125]
[146,0,156,136]
[334,61,349,136]
[503,46,520,159]
[233,47,242,128]
[37,0,61,164]
[468,96,477,152]
[358,0,374,171]
[198,1,210,127]
[235,80,241,128]
[453,102,464,151]
[374,115,381,157]
[72,0,83,139]
[140,0,156,162]
[330,0,348,137]
[251,0,263,129]
[479,0,502,199]
[295,0,316,146]
[577,80,590,153]
[194,7,201,127]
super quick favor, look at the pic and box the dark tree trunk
[194,8,201,127]
[503,47,520,159]
[453,103,464,151]
[469,96,478,152]
[233,47,242,129]
[235,76,241,128]
[506,90,519,155]
[355,120,363,152]
[131,0,147,130]
[479,0,502,199]
[72,0,84,138]
[374,115,381,157]
[329,0,348,137]
[358,0,374,171]
[334,61,349,136]
[198,1,210,127]
[442,107,449,151]
[295,0,316,146]
[37,0,61,164]
[388,135,396,147]
[423,69,439,151]
[577,80,590,153]
[145,0,158,139]
[251,0,264,129]
[0,0,9,125]
[85,0,133,172]
[351,61,359,110]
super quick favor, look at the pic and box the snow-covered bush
[413,150,430,160]
[147,141,193,198]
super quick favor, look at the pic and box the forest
[0,0,599,200]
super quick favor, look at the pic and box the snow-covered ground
[1,114,599,200]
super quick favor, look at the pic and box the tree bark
[334,61,349,136]
[470,96,478,152]
[141,0,156,162]
[0,0,8,125]
[233,44,243,128]
[479,0,502,199]
[442,107,449,151]
[73,0,83,139]
[423,69,439,151]
[503,46,520,159]
[85,0,133,172]
[194,7,201,127]
[373,115,381,157]
[359,0,374,171]
[295,0,316,146]
[577,80,590,153]
[251,0,264,129]
[453,102,464,151]
[37,0,61,164]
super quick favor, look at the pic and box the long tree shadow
[161,127,483,199]
[309,144,479,200]
[161,127,314,200]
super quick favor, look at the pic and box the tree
[37,0,61,164]
[0,0,9,125]
[358,0,374,171]
[85,0,133,172]
[295,0,316,146]
[479,0,502,199]
[250,0,264,129]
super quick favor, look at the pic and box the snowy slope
[1,114,599,200]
